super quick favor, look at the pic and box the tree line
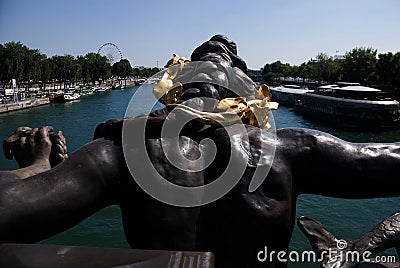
[2,42,399,92]
[0,41,161,90]
[262,47,400,91]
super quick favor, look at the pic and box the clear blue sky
[1,0,399,69]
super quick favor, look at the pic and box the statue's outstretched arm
[281,128,400,198]
[0,138,124,244]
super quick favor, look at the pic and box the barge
[296,83,400,128]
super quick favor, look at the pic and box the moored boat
[93,87,108,93]
[295,82,400,128]
[49,92,81,103]
[135,79,146,85]
[112,82,122,90]
[79,89,94,96]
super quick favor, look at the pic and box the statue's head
[189,35,251,100]
[153,34,257,107]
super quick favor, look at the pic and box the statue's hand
[49,130,68,167]
[3,126,67,168]
[3,126,52,168]
[3,126,32,162]
[93,119,123,145]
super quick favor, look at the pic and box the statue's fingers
[3,139,14,160]
[93,122,105,140]
[18,136,27,147]
[3,127,31,159]
[49,131,68,167]
[51,131,66,147]
[35,126,53,143]
[51,133,67,155]
[6,135,28,167]
[57,130,66,143]
[58,152,68,161]
[27,128,38,143]
[54,144,66,154]
[4,126,31,144]
[56,138,67,150]
[93,119,122,141]
[107,119,123,140]
[49,151,68,167]
[42,126,54,136]
[104,119,120,134]
[16,126,32,135]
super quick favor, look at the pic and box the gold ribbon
[153,54,279,130]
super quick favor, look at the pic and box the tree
[0,42,47,90]
[392,52,400,90]
[131,67,161,78]
[340,47,377,85]
[51,55,65,88]
[311,53,339,83]
[76,53,111,84]
[62,55,79,87]
[77,55,90,84]
[40,58,51,91]
[149,67,161,76]
[1,42,26,88]
[0,44,5,87]
[376,52,397,87]
[299,62,312,81]
[23,48,43,90]
[262,61,290,85]
[112,59,132,78]
[247,69,263,82]
[96,54,112,82]
[286,65,300,79]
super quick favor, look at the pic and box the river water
[1,85,399,266]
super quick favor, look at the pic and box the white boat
[135,79,146,85]
[63,93,80,101]
[49,92,80,103]
[112,82,122,90]
[93,87,108,93]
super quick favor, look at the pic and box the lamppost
[12,79,17,103]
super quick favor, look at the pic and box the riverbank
[0,98,50,114]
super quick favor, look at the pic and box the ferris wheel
[98,43,123,65]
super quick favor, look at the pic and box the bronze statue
[1,35,400,268]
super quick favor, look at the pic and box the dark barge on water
[295,82,400,129]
